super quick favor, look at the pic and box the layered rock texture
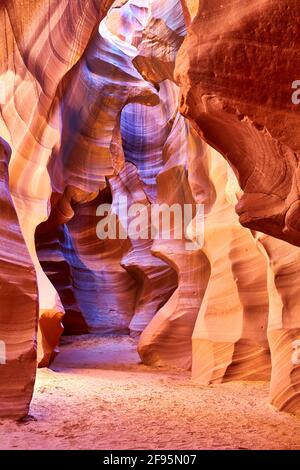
[1,0,300,419]
[191,150,271,383]
[255,234,300,413]
[0,138,38,418]
[175,0,300,246]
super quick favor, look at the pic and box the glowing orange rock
[255,234,300,413]
[191,150,270,383]
[175,0,300,246]
[0,138,38,418]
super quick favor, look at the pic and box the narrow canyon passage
[1,0,300,455]
[1,335,300,450]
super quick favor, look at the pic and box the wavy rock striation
[191,150,271,383]
[175,0,300,246]
[0,138,38,418]
[255,233,300,413]
[137,111,211,370]
[0,0,116,369]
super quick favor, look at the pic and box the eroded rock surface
[0,138,38,418]
[175,0,300,246]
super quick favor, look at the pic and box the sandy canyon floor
[1,335,300,450]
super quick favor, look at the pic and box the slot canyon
[1,0,300,451]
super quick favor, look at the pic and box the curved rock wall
[0,138,38,418]
[0,0,116,369]
[191,150,270,383]
[255,234,300,413]
[138,120,211,370]
[175,0,300,246]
